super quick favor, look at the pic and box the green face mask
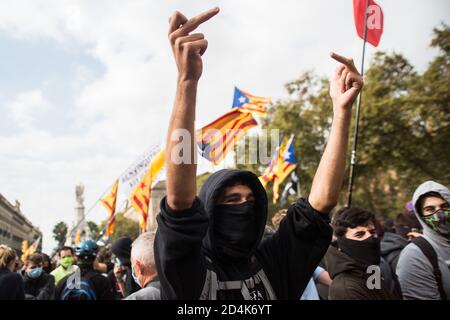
[423,209,450,236]
[60,256,74,269]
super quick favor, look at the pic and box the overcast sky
[0,0,449,253]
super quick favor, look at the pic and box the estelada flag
[129,150,165,231]
[272,135,297,203]
[197,108,258,165]
[353,0,384,47]
[101,179,119,236]
[259,136,285,187]
[232,87,271,117]
[75,230,81,245]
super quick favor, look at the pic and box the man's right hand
[113,264,126,283]
[168,7,219,82]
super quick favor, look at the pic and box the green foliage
[237,25,450,219]
[86,221,100,239]
[52,221,68,248]
[99,212,140,242]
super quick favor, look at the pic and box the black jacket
[0,268,25,300]
[380,232,408,274]
[23,272,55,300]
[155,169,332,300]
[55,264,115,300]
[325,243,399,300]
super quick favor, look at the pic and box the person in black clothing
[108,236,140,298]
[23,253,55,300]
[0,244,25,300]
[325,207,401,300]
[155,7,363,300]
[41,253,54,274]
[55,240,114,300]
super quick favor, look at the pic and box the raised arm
[165,7,219,211]
[308,52,363,213]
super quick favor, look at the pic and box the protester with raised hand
[155,7,363,300]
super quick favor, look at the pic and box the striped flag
[197,108,258,165]
[232,87,271,117]
[22,237,41,262]
[259,136,285,187]
[75,230,81,245]
[101,179,119,236]
[273,135,297,203]
[129,149,165,231]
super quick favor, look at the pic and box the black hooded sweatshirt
[155,169,332,300]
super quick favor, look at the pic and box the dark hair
[382,218,395,233]
[216,178,252,203]
[59,246,74,256]
[333,207,375,237]
[27,253,43,265]
[416,192,443,216]
[394,212,421,230]
[96,246,112,263]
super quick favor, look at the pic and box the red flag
[353,0,383,47]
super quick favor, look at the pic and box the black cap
[111,236,132,266]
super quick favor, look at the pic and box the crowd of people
[0,7,448,301]
[0,180,448,301]
[0,232,159,300]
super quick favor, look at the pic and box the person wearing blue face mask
[23,253,55,300]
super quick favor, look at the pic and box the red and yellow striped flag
[75,230,81,245]
[197,108,258,165]
[129,150,165,231]
[101,179,119,236]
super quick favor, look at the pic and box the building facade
[0,193,42,256]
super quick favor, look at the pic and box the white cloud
[5,90,49,130]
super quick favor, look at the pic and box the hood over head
[412,181,450,260]
[380,232,408,256]
[198,169,268,262]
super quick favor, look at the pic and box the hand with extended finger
[168,7,219,82]
[329,52,364,114]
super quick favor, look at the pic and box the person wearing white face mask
[125,232,160,300]
[23,253,55,300]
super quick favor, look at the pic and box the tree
[99,212,140,242]
[86,221,100,239]
[237,25,450,220]
[52,221,68,252]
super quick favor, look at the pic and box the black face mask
[337,236,381,267]
[213,202,258,261]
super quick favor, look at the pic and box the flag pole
[296,168,301,198]
[347,0,370,207]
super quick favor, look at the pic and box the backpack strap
[256,269,276,300]
[200,256,277,300]
[412,237,447,300]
